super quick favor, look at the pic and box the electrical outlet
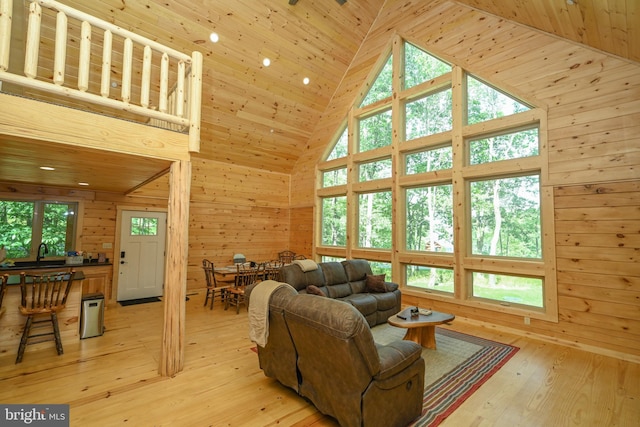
[524,316,530,325]
[102,242,112,249]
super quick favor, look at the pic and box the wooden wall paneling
[186,157,291,290]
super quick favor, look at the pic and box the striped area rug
[372,325,519,427]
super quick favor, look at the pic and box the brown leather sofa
[278,259,401,327]
[251,285,425,427]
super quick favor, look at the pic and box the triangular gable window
[326,127,348,161]
[467,75,530,124]
[359,55,393,107]
[404,43,451,89]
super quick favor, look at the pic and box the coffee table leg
[421,325,437,349]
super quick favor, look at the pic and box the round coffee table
[387,308,455,349]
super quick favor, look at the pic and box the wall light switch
[102,242,113,249]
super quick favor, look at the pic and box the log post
[188,51,203,153]
[159,159,191,377]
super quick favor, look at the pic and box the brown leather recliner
[254,286,424,427]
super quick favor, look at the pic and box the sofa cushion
[370,291,398,311]
[321,262,349,285]
[340,293,378,316]
[327,283,353,299]
[365,274,387,293]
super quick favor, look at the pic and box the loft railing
[0,0,202,152]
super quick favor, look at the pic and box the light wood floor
[0,291,638,426]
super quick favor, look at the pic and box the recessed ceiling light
[263,57,271,67]
[40,166,55,171]
[209,32,219,43]
[303,77,310,85]
[78,182,90,186]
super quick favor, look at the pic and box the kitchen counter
[0,260,112,273]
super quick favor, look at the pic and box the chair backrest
[236,263,262,287]
[264,260,283,280]
[202,259,218,288]
[19,270,75,313]
[278,250,296,264]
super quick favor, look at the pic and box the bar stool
[16,270,75,364]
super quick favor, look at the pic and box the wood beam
[159,159,191,377]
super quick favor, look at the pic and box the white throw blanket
[248,280,296,347]
[293,259,318,272]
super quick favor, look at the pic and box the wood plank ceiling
[0,0,637,193]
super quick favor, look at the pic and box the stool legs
[16,315,34,364]
[16,313,64,364]
[51,312,63,355]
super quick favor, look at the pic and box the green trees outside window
[0,200,78,260]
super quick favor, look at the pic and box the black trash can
[80,292,104,339]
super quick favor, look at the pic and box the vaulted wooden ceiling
[0,0,638,193]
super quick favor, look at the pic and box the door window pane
[131,217,159,236]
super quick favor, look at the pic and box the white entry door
[117,210,167,301]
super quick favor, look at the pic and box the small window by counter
[0,200,78,260]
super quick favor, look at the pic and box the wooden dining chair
[16,270,76,363]
[263,260,283,281]
[278,250,296,264]
[202,259,232,310]
[0,274,8,319]
[226,263,263,314]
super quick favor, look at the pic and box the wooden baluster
[141,45,152,108]
[24,1,41,79]
[100,30,112,97]
[0,0,13,72]
[159,52,169,113]
[121,37,132,103]
[176,60,185,117]
[53,11,67,85]
[78,21,91,92]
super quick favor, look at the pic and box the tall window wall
[316,37,557,321]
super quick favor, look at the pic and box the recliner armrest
[384,281,399,292]
[375,340,423,381]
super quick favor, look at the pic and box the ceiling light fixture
[209,32,219,43]
[566,0,576,4]
[39,166,55,171]
[263,57,271,67]
[78,182,89,186]
[303,77,310,85]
